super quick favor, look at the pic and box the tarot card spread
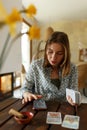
[46,112,62,124]
[62,115,80,129]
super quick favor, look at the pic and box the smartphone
[33,99,47,110]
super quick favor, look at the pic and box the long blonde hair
[43,31,71,77]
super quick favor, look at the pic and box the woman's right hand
[22,92,42,104]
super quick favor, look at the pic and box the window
[0,73,13,101]
[21,22,31,72]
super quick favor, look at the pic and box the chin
[51,63,58,67]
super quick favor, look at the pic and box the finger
[24,96,28,103]
[67,95,72,102]
[67,96,75,106]
[34,94,42,100]
[37,95,42,98]
[28,96,32,101]
[32,94,38,100]
[22,98,25,104]
[66,95,70,102]
[69,97,75,105]
[67,95,71,100]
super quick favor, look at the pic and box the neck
[51,66,59,71]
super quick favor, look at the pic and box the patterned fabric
[21,58,78,102]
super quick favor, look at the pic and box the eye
[47,49,53,54]
[56,52,64,55]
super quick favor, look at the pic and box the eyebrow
[47,48,64,52]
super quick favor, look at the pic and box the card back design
[33,99,47,110]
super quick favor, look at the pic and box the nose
[51,53,56,60]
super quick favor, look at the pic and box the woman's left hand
[66,95,75,106]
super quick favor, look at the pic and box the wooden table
[0,98,87,130]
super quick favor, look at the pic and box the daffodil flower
[0,2,41,71]
[5,8,22,24]
[28,25,40,40]
[26,4,37,17]
[5,8,22,35]
[0,2,22,35]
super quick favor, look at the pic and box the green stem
[0,33,10,70]
[0,32,27,71]
[0,22,5,29]
[0,32,27,67]
[19,10,26,13]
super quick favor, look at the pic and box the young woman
[21,31,78,106]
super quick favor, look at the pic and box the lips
[51,61,56,64]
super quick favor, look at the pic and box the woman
[21,31,78,106]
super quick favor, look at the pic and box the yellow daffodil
[26,4,37,17]
[0,2,38,36]
[0,2,40,70]
[0,2,22,35]
[29,25,40,40]
[5,8,22,35]
[5,8,21,24]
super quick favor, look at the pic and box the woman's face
[46,43,64,67]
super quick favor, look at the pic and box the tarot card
[62,115,80,129]
[66,88,81,105]
[46,112,62,124]
[33,98,47,110]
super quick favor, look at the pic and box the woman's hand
[66,95,75,106]
[22,92,42,104]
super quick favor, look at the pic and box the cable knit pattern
[21,58,78,101]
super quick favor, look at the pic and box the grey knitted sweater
[21,58,78,101]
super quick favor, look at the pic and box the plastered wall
[40,20,87,64]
